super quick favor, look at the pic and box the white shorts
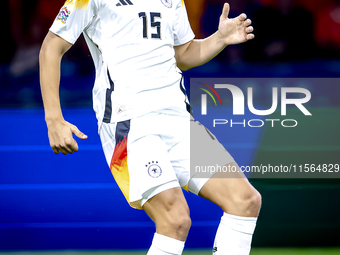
[99,110,235,209]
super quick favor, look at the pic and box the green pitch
[1,248,340,255]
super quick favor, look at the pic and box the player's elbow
[174,41,197,71]
[176,56,196,71]
[176,62,192,71]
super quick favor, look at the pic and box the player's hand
[46,119,88,155]
[218,3,254,46]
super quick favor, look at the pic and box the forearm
[39,32,72,123]
[39,48,63,122]
[175,31,226,71]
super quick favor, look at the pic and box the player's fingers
[59,147,69,155]
[61,140,75,154]
[221,3,230,20]
[70,125,88,140]
[246,26,254,33]
[51,146,60,155]
[246,33,255,40]
[65,138,79,153]
[244,18,252,26]
[238,13,247,22]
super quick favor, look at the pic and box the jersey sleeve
[49,0,98,44]
[173,0,195,46]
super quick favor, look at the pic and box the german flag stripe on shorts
[110,120,131,204]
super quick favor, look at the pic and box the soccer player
[39,0,261,254]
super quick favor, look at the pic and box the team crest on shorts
[146,161,162,178]
[56,6,71,24]
[160,0,172,8]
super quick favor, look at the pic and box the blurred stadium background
[1,0,340,254]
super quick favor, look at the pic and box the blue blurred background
[1,0,340,251]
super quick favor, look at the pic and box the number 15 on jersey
[138,12,162,39]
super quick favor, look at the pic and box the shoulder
[62,0,100,12]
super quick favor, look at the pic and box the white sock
[147,233,185,255]
[213,212,257,255]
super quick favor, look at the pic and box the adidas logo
[116,0,133,6]
[116,105,126,114]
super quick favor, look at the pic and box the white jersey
[50,0,194,130]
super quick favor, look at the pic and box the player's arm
[39,31,87,155]
[174,3,254,71]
